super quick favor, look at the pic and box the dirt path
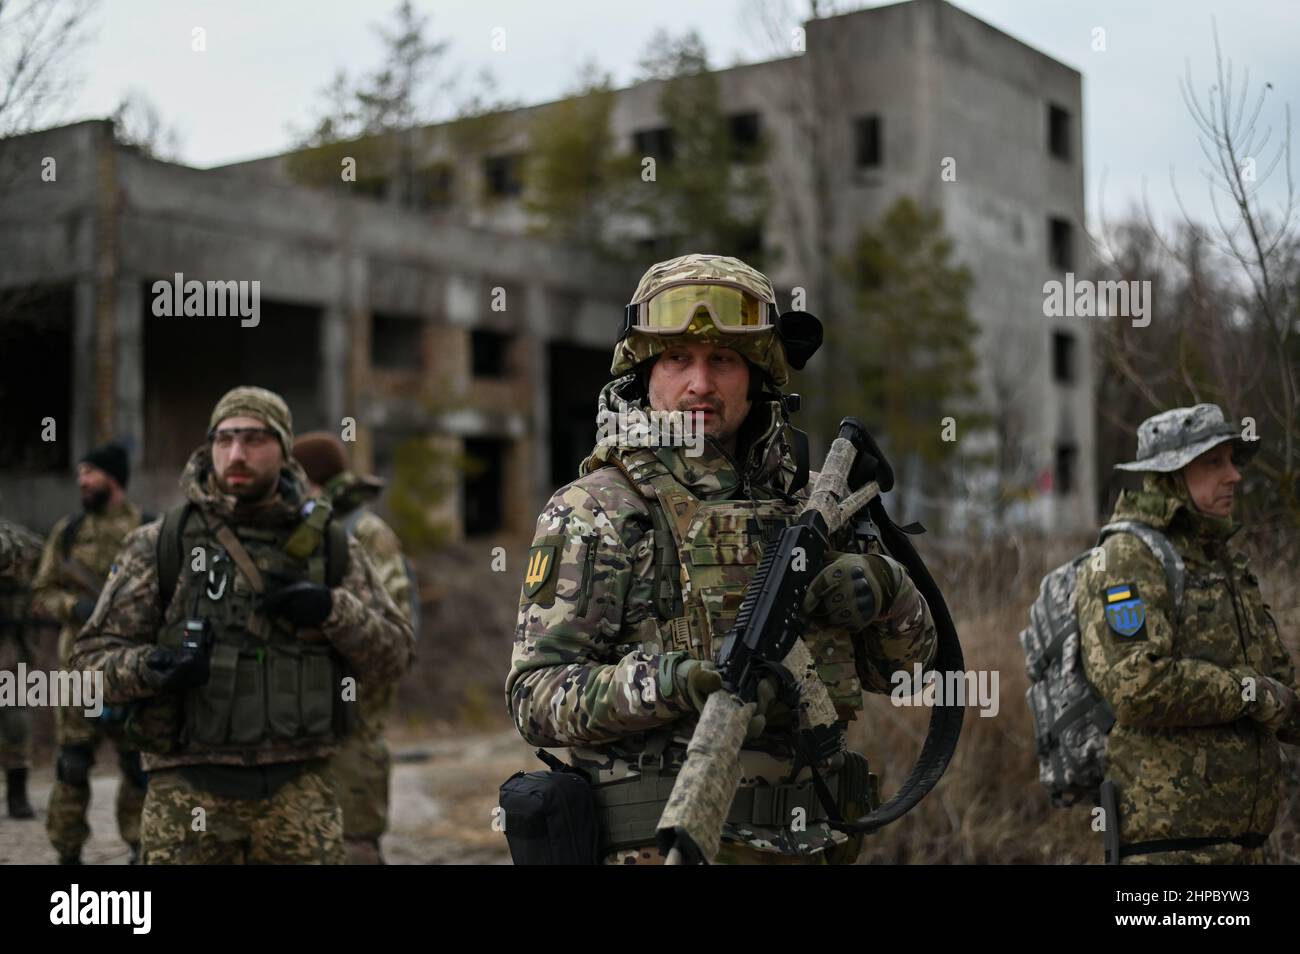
[384,727,534,865]
[0,727,535,865]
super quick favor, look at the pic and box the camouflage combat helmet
[1115,403,1259,473]
[612,253,792,386]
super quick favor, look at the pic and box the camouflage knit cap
[208,386,294,456]
[612,253,791,386]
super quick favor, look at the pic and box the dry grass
[855,531,1300,864]
[399,528,1300,863]
[852,533,1098,863]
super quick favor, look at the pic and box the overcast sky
[52,0,1300,233]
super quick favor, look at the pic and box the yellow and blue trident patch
[1104,583,1146,638]
[521,541,559,603]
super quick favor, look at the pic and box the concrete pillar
[319,303,348,430]
[112,276,144,464]
[71,278,97,466]
[344,255,372,472]
[525,283,551,515]
[92,121,118,447]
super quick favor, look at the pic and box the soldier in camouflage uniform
[31,443,148,862]
[1079,403,1300,864]
[1,514,45,819]
[506,254,939,864]
[293,431,416,865]
[70,387,414,865]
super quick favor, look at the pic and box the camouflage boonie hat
[1115,403,1258,473]
[612,253,791,386]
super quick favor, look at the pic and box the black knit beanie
[80,442,129,489]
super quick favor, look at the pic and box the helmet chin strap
[632,365,651,401]
[744,359,773,402]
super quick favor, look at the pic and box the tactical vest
[132,501,353,756]
[579,445,877,858]
[590,445,863,712]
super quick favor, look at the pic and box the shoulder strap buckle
[284,497,333,561]
[636,732,670,777]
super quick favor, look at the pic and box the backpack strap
[60,513,85,558]
[62,509,155,556]
[156,501,195,613]
[1098,520,1186,615]
[341,506,365,537]
[325,517,349,588]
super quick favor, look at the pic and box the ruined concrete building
[0,0,1092,538]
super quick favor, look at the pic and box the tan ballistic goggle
[621,281,773,338]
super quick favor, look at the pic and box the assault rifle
[656,417,965,864]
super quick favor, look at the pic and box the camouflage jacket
[0,519,45,672]
[32,501,144,668]
[69,447,416,771]
[336,493,414,733]
[339,508,412,628]
[1079,473,1300,848]
[506,377,938,856]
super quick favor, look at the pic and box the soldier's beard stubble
[214,468,278,502]
[673,396,753,456]
[675,397,727,445]
[80,487,110,514]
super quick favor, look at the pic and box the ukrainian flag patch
[1104,583,1146,638]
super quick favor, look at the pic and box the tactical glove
[672,658,723,711]
[802,553,882,632]
[72,597,98,624]
[146,646,210,692]
[669,656,776,741]
[747,676,778,740]
[261,581,333,628]
[1233,668,1296,733]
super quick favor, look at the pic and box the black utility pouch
[499,749,600,865]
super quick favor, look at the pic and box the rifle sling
[829,496,965,834]
[215,526,265,593]
[214,524,271,640]
[60,557,103,598]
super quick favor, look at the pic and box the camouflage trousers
[47,703,144,859]
[0,700,31,770]
[329,728,391,865]
[1120,843,1268,865]
[140,761,345,865]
